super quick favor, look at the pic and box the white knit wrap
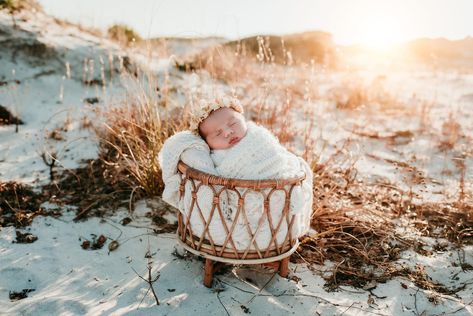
[158,130,217,209]
[158,122,313,250]
[211,122,303,180]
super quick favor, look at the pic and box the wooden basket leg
[279,257,289,278]
[204,258,214,288]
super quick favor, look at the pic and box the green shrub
[0,0,19,11]
[0,0,41,12]
[107,24,141,45]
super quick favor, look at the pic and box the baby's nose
[224,128,233,137]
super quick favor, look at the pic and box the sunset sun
[354,15,408,51]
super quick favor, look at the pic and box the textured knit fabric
[211,122,302,180]
[157,130,217,209]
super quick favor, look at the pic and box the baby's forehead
[214,107,236,117]
[199,108,237,134]
[208,107,238,123]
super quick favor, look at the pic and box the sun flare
[342,10,407,52]
[352,15,408,52]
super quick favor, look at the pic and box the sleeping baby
[158,94,313,250]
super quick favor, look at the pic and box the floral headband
[189,95,244,134]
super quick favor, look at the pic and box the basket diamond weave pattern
[176,161,305,263]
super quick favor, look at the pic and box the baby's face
[199,107,247,150]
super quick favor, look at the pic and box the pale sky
[37,0,473,47]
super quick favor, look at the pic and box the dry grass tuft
[95,100,188,199]
[0,182,59,227]
[176,45,257,84]
[438,112,462,151]
[330,78,403,110]
[42,159,132,221]
[295,159,410,289]
[410,202,473,245]
[35,71,189,221]
[295,156,473,291]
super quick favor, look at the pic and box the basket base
[176,236,299,265]
[176,236,298,287]
[203,257,289,288]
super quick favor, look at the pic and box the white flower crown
[189,96,244,134]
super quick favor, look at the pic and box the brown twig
[131,236,160,306]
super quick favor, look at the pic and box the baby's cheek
[214,137,228,150]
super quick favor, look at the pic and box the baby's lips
[229,136,239,145]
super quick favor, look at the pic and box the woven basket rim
[177,161,305,189]
[177,235,299,264]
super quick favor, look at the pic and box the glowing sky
[37,0,473,46]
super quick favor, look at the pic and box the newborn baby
[158,95,313,250]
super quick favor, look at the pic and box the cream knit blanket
[158,122,313,251]
[158,130,217,209]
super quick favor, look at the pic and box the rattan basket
[176,161,306,287]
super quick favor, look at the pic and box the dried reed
[96,100,187,198]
